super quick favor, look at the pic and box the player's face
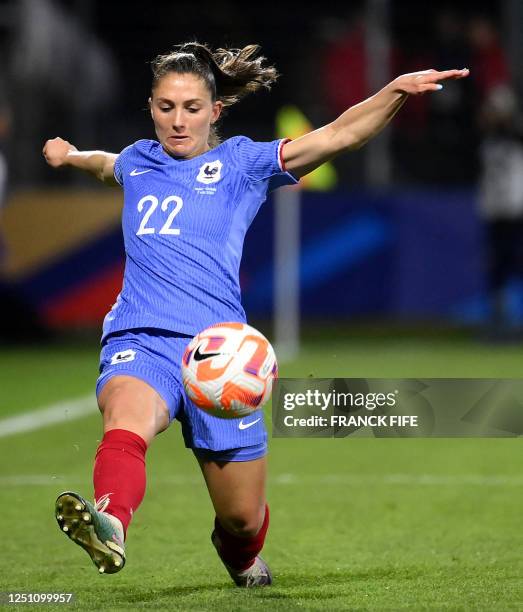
[149,72,223,159]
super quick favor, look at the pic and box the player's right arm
[42,137,119,185]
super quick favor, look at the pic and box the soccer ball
[181,322,278,419]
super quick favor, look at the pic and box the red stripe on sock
[93,428,147,536]
[213,504,270,571]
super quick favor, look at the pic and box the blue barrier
[241,188,514,323]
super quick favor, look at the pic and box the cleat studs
[75,504,82,511]
[62,526,69,532]
[72,519,79,525]
[57,503,63,510]
[114,560,121,567]
[57,515,63,521]
[99,566,105,574]
[83,513,90,522]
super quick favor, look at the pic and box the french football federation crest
[197,160,223,184]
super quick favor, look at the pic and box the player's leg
[99,373,170,443]
[56,375,171,574]
[196,455,272,587]
[172,332,272,586]
[93,374,170,532]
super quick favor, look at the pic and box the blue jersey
[102,136,298,340]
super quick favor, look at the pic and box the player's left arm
[281,68,469,178]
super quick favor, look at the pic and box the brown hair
[151,42,279,148]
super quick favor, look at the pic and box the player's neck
[161,141,213,161]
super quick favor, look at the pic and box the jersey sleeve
[232,137,299,192]
[113,155,123,186]
[112,143,135,187]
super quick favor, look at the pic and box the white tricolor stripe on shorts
[0,394,97,438]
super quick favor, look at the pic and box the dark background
[1,0,523,339]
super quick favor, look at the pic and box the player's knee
[98,379,168,443]
[102,400,136,427]
[219,506,265,538]
[101,402,157,445]
[100,386,134,418]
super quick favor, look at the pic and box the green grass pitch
[0,331,521,610]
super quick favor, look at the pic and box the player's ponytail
[151,42,279,147]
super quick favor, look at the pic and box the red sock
[213,504,270,571]
[93,428,147,537]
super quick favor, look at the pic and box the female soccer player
[43,42,468,586]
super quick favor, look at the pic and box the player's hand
[42,137,77,168]
[392,68,470,95]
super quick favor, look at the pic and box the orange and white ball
[181,322,278,418]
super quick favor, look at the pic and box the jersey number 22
[136,195,183,236]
